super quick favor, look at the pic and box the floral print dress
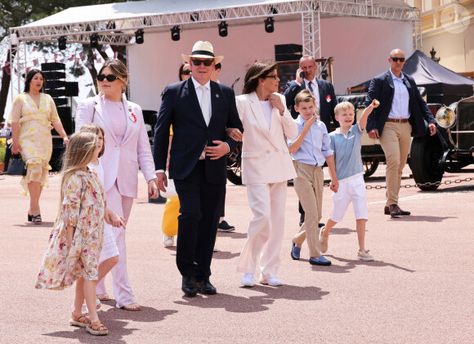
[8,93,60,193]
[35,169,105,290]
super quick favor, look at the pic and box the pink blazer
[75,95,156,198]
[236,92,298,185]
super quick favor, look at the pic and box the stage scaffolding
[10,0,421,59]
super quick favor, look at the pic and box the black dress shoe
[388,204,411,218]
[181,276,197,297]
[196,279,217,295]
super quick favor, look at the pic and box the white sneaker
[241,273,255,287]
[163,235,174,247]
[358,249,374,261]
[260,275,283,287]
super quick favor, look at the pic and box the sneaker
[241,273,255,287]
[260,275,283,287]
[319,226,328,253]
[358,249,374,261]
[290,243,301,260]
[217,220,235,232]
[163,235,174,247]
[309,255,332,266]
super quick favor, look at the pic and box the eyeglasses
[181,70,191,75]
[97,74,119,82]
[264,75,279,80]
[191,59,214,67]
[390,57,405,63]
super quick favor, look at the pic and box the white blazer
[75,95,155,198]
[236,92,298,185]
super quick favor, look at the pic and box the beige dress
[35,170,105,290]
[8,93,60,192]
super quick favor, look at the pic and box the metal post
[302,9,320,58]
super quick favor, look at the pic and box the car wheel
[409,135,444,191]
[363,157,379,179]
[226,143,242,185]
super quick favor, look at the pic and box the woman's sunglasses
[97,74,119,82]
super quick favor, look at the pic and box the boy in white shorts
[319,100,379,261]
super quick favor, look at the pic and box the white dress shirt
[192,77,212,126]
[305,77,320,109]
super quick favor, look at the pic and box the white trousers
[96,183,135,308]
[237,181,287,277]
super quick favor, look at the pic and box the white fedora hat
[181,41,224,64]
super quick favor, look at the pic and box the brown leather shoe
[388,204,411,218]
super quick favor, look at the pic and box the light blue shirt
[329,124,364,180]
[289,116,333,166]
[388,70,410,119]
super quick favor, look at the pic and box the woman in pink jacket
[75,59,157,311]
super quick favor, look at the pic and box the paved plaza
[0,166,473,344]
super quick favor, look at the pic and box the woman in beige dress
[9,69,69,224]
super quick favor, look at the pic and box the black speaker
[43,71,66,80]
[45,80,66,90]
[46,88,66,98]
[65,82,79,97]
[53,97,68,107]
[41,62,66,72]
[49,138,65,172]
[57,106,73,134]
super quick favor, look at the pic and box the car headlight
[435,104,456,129]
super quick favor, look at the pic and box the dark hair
[215,63,222,70]
[242,61,278,94]
[24,69,45,93]
[178,63,191,81]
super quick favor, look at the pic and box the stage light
[218,21,228,37]
[218,9,226,19]
[264,17,274,33]
[190,12,199,22]
[171,26,181,41]
[90,33,99,48]
[135,29,144,44]
[58,36,67,50]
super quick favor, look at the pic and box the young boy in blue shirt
[319,99,379,261]
[288,90,337,266]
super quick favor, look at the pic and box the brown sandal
[97,294,113,301]
[69,313,91,328]
[86,321,109,336]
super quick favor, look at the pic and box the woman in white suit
[236,61,298,287]
[75,59,157,310]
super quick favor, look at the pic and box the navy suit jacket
[153,79,243,184]
[365,71,435,137]
[283,79,337,129]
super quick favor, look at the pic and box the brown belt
[386,118,409,123]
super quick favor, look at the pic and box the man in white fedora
[154,41,243,297]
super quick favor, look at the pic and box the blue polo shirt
[288,116,333,166]
[329,124,364,180]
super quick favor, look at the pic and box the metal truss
[11,1,419,49]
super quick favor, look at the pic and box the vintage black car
[409,96,474,190]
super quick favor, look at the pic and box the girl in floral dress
[35,131,108,336]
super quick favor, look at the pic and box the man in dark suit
[284,55,337,129]
[284,55,337,226]
[365,48,437,218]
[154,41,243,297]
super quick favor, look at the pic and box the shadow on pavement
[174,285,329,313]
[218,231,247,239]
[14,221,55,228]
[212,250,240,260]
[329,227,356,235]
[388,215,456,222]
[313,255,415,274]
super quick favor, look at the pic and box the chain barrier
[323,177,473,189]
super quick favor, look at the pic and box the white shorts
[99,223,119,263]
[330,173,368,222]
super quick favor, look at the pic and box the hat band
[191,50,215,58]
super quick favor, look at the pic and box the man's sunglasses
[390,57,405,63]
[97,74,119,82]
[181,70,191,75]
[191,59,213,67]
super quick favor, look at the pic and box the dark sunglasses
[181,70,191,75]
[97,74,119,82]
[191,59,213,67]
[390,57,405,63]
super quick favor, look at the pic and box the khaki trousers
[379,122,412,206]
[292,161,324,258]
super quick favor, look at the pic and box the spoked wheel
[226,142,242,185]
[363,157,379,179]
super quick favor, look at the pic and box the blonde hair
[60,131,98,199]
[79,124,105,157]
[334,101,355,116]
